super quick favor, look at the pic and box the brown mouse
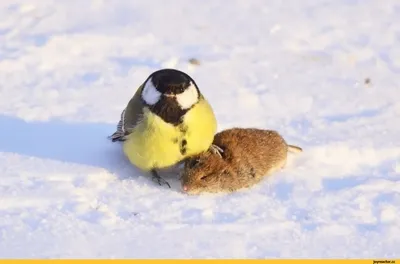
[180,128,302,194]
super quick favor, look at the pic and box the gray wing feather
[109,85,145,142]
[109,108,129,142]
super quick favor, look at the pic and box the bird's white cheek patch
[176,83,199,109]
[142,79,161,105]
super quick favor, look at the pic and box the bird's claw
[152,175,171,188]
[210,144,224,158]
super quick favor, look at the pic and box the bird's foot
[210,144,224,158]
[151,170,171,188]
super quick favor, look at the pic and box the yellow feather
[123,97,217,172]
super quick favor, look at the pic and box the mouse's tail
[287,144,303,153]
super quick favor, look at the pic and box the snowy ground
[1,0,400,259]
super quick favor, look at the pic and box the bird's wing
[109,85,145,142]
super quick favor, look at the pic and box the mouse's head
[181,151,230,195]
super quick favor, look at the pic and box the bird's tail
[287,144,303,153]
[108,131,127,142]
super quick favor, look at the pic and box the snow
[0,0,400,259]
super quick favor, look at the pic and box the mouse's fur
[181,128,302,194]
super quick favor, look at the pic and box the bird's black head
[140,68,202,126]
[150,69,193,95]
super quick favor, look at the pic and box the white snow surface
[1,0,400,259]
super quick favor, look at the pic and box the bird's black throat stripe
[148,96,190,126]
[145,95,195,157]
[180,139,187,155]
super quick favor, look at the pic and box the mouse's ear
[221,169,230,177]
[187,157,201,168]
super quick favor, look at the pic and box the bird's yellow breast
[123,97,217,172]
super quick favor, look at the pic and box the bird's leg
[151,169,171,188]
[209,144,224,158]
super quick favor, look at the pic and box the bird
[109,68,222,188]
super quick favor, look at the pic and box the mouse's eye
[200,174,211,181]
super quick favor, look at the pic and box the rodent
[180,127,302,194]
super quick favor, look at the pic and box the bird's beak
[164,93,175,98]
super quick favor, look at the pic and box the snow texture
[1,0,400,259]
